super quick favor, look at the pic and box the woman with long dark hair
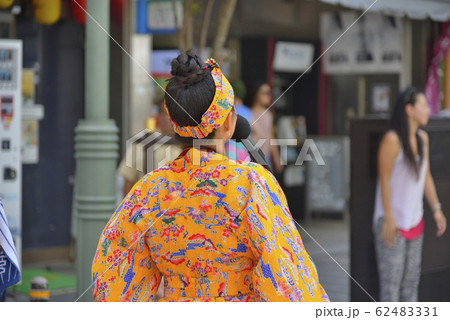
[91,51,328,302]
[373,86,447,302]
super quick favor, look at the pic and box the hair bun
[170,50,208,87]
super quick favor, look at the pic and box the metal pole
[74,0,119,301]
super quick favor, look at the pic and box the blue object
[235,103,252,122]
[0,199,21,301]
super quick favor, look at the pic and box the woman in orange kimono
[91,51,329,302]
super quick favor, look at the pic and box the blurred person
[92,50,329,302]
[373,86,447,302]
[117,98,182,196]
[0,199,21,301]
[225,79,251,161]
[244,82,283,173]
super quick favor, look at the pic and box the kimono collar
[176,147,229,168]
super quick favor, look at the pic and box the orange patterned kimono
[92,147,329,302]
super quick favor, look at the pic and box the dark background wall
[19,18,84,250]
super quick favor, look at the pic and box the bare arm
[422,131,439,207]
[420,130,446,237]
[378,131,401,246]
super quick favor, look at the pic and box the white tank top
[373,146,427,231]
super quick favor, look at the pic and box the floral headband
[164,58,234,139]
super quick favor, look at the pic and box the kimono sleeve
[235,166,329,302]
[91,185,162,302]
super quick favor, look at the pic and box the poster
[371,84,391,113]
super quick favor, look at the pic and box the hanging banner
[424,23,450,115]
[136,0,183,35]
[320,11,403,74]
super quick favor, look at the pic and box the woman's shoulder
[225,160,276,189]
[382,130,401,148]
[379,130,401,157]
[235,161,280,193]
[383,129,401,144]
[234,160,270,174]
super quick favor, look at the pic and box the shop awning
[320,0,450,22]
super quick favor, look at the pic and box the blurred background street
[1,0,450,302]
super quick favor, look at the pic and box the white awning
[320,0,450,22]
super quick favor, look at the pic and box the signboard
[151,49,178,77]
[0,39,22,268]
[136,0,183,35]
[151,48,233,79]
[320,11,403,74]
[273,42,314,73]
[305,136,350,220]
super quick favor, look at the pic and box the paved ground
[298,216,350,302]
[7,217,351,302]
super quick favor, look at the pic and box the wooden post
[443,51,450,110]
[211,0,238,61]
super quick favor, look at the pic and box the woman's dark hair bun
[170,49,208,87]
[165,50,215,132]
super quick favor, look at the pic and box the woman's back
[148,148,256,301]
[92,50,328,302]
[92,148,328,301]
